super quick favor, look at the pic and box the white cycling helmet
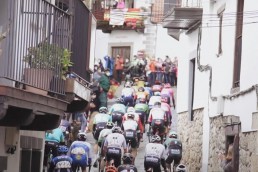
[127,107,135,113]
[154,91,161,96]
[99,107,108,113]
[176,164,187,172]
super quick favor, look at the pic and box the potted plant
[24,42,73,94]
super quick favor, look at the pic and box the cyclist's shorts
[151,119,165,134]
[106,147,122,167]
[135,110,146,123]
[112,111,124,125]
[144,156,160,169]
[161,95,170,104]
[124,130,137,148]
[70,154,88,167]
[94,122,106,140]
[166,148,182,164]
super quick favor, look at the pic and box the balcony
[0,0,91,130]
[92,0,145,32]
[161,0,203,40]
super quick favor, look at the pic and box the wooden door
[112,46,131,81]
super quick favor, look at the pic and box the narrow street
[87,82,178,172]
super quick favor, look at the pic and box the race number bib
[171,149,181,155]
[125,131,134,138]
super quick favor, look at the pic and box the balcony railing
[0,0,71,95]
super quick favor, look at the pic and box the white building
[162,0,258,171]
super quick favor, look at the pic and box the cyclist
[148,92,161,110]
[121,81,136,107]
[109,98,126,127]
[121,113,139,159]
[123,107,143,142]
[164,131,182,169]
[144,135,167,172]
[118,153,138,172]
[161,98,172,129]
[161,83,175,109]
[134,98,149,133]
[94,122,114,167]
[151,81,163,94]
[68,132,93,172]
[44,127,65,168]
[93,107,112,158]
[176,164,187,172]
[143,82,153,101]
[148,101,167,141]
[135,87,148,104]
[103,126,127,168]
[48,145,73,172]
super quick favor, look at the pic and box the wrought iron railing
[0,0,71,95]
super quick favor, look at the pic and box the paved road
[87,84,178,172]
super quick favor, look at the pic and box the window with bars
[233,0,244,88]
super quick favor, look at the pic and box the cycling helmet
[125,81,131,88]
[57,145,69,154]
[99,107,108,113]
[164,83,171,88]
[77,132,87,141]
[144,82,150,87]
[105,166,117,172]
[116,97,124,104]
[153,91,161,96]
[122,153,134,164]
[112,126,122,133]
[154,101,161,107]
[176,164,187,172]
[138,87,145,92]
[169,131,178,138]
[106,122,114,129]
[127,107,135,113]
[127,113,135,119]
[155,80,161,85]
[151,135,161,143]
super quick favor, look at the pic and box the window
[217,4,225,57]
[189,58,195,121]
[233,0,244,88]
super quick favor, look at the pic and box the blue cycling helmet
[57,145,69,154]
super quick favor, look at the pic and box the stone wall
[239,131,258,172]
[208,115,225,172]
[177,108,203,172]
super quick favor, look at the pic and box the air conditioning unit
[5,127,19,146]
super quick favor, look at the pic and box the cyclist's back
[164,132,182,166]
[109,103,126,114]
[68,132,92,172]
[135,102,149,113]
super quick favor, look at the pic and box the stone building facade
[177,108,204,171]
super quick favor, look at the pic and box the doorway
[111,46,131,81]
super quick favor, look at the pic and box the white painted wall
[90,16,97,71]
[95,30,145,60]
[176,0,258,170]
[155,25,180,60]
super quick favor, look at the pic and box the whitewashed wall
[89,16,97,71]
[155,25,180,60]
[95,30,145,60]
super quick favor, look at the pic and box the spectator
[87,91,101,132]
[93,65,102,85]
[104,55,114,78]
[115,54,124,84]
[155,57,163,83]
[219,144,233,172]
[99,68,111,107]
[149,57,156,86]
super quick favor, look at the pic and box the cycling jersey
[93,113,112,124]
[164,138,182,165]
[118,164,138,172]
[123,113,143,133]
[45,128,64,143]
[48,155,73,172]
[98,128,112,143]
[121,88,135,98]
[161,102,172,124]
[137,80,145,88]
[152,85,163,92]
[68,141,93,168]
[134,103,149,113]
[122,119,138,131]
[148,96,161,107]
[109,103,126,114]
[148,107,166,123]
[145,143,166,159]
[161,88,174,97]
[136,91,148,100]
[144,87,152,97]
[104,133,127,149]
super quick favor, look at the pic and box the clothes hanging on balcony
[109,9,126,25]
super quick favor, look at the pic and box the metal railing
[0,0,71,95]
